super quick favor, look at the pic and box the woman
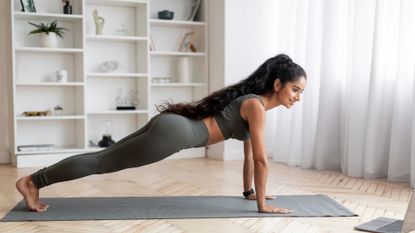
[16,54,306,214]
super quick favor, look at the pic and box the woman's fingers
[259,205,293,214]
[273,207,293,214]
[265,195,277,200]
[245,194,277,200]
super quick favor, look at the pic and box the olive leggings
[31,113,209,189]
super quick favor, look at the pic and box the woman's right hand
[258,205,293,214]
[245,194,277,200]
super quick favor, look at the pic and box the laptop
[354,189,415,233]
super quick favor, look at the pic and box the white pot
[177,56,191,83]
[40,32,58,48]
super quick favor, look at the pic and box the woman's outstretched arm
[244,98,291,213]
[245,100,268,210]
[243,139,254,193]
[243,139,277,200]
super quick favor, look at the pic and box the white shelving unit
[5,0,208,167]
[15,47,84,53]
[16,82,84,86]
[150,51,206,56]
[14,12,83,20]
[149,0,208,119]
[84,0,150,156]
[150,19,206,27]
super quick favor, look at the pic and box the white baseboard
[272,154,301,166]
[207,145,274,161]
[13,148,206,168]
[166,147,206,160]
[14,153,79,168]
[222,149,274,161]
[12,146,276,167]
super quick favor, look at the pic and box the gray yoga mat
[1,195,357,221]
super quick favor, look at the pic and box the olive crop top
[214,94,265,141]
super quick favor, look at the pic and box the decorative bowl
[158,10,174,20]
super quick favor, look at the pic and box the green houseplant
[28,21,68,48]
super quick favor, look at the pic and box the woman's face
[275,76,306,108]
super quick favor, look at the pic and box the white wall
[207,0,280,160]
[206,0,226,160]
[0,0,11,163]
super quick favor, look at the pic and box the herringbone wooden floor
[0,158,412,233]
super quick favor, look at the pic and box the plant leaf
[27,20,69,38]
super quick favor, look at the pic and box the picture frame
[178,32,197,52]
[20,0,37,12]
[188,0,201,21]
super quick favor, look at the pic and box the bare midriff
[202,116,225,145]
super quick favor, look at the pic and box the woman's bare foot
[15,176,49,212]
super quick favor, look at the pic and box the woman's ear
[274,79,282,92]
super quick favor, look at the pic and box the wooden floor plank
[0,159,411,233]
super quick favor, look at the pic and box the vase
[98,135,115,147]
[41,32,58,48]
[177,56,191,83]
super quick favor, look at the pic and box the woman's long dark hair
[156,54,306,120]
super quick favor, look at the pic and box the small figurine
[93,9,105,35]
[115,88,139,110]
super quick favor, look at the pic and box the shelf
[86,147,104,152]
[8,0,208,167]
[86,35,147,42]
[150,19,206,28]
[15,47,83,53]
[87,73,148,78]
[14,12,83,21]
[16,82,84,87]
[150,51,206,57]
[151,82,207,87]
[16,147,87,155]
[87,110,149,115]
[16,115,85,121]
[86,0,147,7]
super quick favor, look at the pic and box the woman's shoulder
[239,94,264,106]
[239,94,265,122]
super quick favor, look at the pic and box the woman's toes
[38,206,46,212]
[41,204,49,210]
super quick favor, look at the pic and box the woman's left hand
[245,194,277,200]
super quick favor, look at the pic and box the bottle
[63,0,72,14]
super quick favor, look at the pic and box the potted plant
[28,20,68,48]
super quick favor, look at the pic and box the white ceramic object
[93,9,105,35]
[100,61,119,72]
[177,57,191,83]
[41,32,58,48]
[56,70,68,82]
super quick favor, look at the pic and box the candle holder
[98,119,115,147]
